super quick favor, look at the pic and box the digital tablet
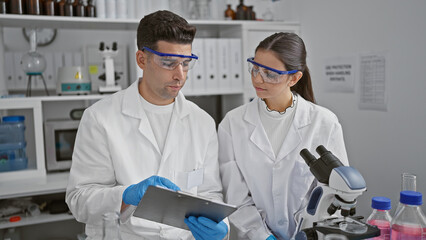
[133,186,237,230]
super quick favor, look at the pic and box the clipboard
[133,186,237,230]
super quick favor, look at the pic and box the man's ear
[136,50,146,70]
[289,71,303,87]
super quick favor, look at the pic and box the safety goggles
[142,47,198,71]
[247,57,298,84]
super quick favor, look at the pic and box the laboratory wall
[295,0,426,216]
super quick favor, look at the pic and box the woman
[218,32,349,240]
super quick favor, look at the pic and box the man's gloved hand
[184,216,228,240]
[266,234,277,240]
[122,175,180,206]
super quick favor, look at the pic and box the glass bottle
[74,0,84,16]
[85,0,95,17]
[26,0,42,15]
[391,191,426,239]
[235,0,247,20]
[102,212,122,240]
[366,197,392,240]
[0,0,6,14]
[394,173,416,217]
[43,0,55,15]
[64,0,73,16]
[10,0,24,14]
[55,0,65,16]
[224,4,235,20]
[247,6,255,20]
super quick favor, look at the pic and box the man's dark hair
[137,10,197,51]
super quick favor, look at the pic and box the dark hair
[256,32,316,103]
[137,10,197,51]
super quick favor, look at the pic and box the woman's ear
[289,71,303,87]
[136,50,146,70]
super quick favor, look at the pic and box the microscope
[98,42,122,93]
[295,146,380,240]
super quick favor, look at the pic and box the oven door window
[55,129,77,161]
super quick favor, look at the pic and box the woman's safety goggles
[142,47,198,71]
[247,57,298,84]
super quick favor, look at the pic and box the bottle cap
[371,196,391,210]
[2,115,25,123]
[400,191,422,205]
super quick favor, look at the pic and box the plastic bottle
[367,197,392,240]
[0,116,27,172]
[391,191,426,239]
[102,212,122,240]
[394,173,416,217]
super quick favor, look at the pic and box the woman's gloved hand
[122,175,180,206]
[184,216,228,240]
[266,234,277,240]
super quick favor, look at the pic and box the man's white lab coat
[66,80,223,240]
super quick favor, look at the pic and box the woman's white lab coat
[218,95,348,240]
[66,80,224,240]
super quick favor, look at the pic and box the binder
[13,52,27,90]
[191,38,205,93]
[203,38,218,92]
[217,39,231,91]
[229,39,243,91]
[4,52,15,90]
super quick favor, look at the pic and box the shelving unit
[0,14,300,232]
[0,212,74,229]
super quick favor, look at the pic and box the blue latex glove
[122,175,180,206]
[266,235,277,240]
[184,216,228,240]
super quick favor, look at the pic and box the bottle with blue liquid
[367,196,392,240]
[391,191,426,240]
[0,115,28,172]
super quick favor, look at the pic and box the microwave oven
[44,120,80,172]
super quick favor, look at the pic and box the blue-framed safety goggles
[247,57,298,84]
[142,46,198,71]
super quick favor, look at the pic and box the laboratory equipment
[0,116,27,173]
[102,212,122,240]
[44,119,79,171]
[295,146,380,240]
[394,173,416,217]
[98,42,122,93]
[391,191,426,239]
[366,197,392,240]
[20,28,49,96]
[56,66,91,95]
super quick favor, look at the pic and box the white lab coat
[218,95,349,240]
[66,79,224,240]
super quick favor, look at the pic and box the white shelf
[0,14,298,30]
[0,172,69,200]
[0,212,74,229]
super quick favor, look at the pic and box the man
[66,10,228,240]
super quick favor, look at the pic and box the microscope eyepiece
[316,145,329,155]
[300,149,317,166]
[99,42,105,51]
